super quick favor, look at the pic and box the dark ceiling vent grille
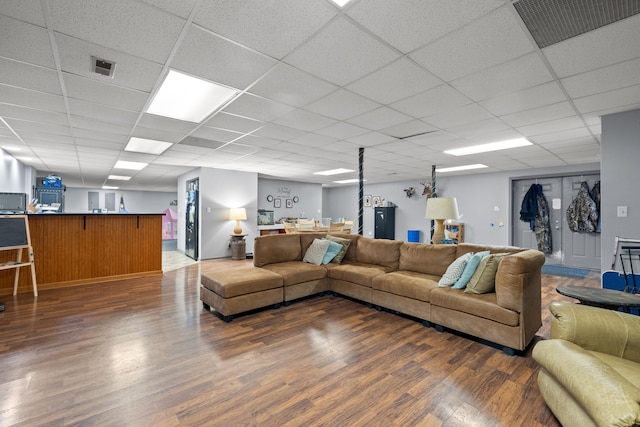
[91,56,116,77]
[514,0,640,48]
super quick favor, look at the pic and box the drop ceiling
[0,0,639,192]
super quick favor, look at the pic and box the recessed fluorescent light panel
[314,168,355,176]
[114,160,148,170]
[146,69,238,123]
[444,138,532,156]
[333,178,364,184]
[108,175,131,181]
[436,164,488,173]
[330,0,351,6]
[125,137,172,155]
[102,185,119,190]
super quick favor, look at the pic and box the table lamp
[229,208,247,235]
[425,198,459,244]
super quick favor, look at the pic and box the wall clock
[266,195,273,202]
[293,196,299,203]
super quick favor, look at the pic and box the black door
[374,207,395,239]
[185,179,199,260]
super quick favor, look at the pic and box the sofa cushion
[430,287,519,326]
[438,252,473,287]
[201,267,283,298]
[262,261,327,287]
[325,235,351,263]
[322,241,343,264]
[254,234,302,267]
[356,237,403,271]
[399,243,457,276]
[328,262,388,288]
[372,271,439,302]
[303,238,330,265]
[465,253,508,294]
[452,251,490,289]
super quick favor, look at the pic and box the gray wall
[324,162,600,245]
[177,168,258,260]
[601,108,640,271]
[64,187,176,213]
[258,178,323,221]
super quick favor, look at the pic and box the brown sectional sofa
[203,232,545,354]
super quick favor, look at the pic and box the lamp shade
[425,198,459,220]
[229,208,247,221]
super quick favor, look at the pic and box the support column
[358,147,364,236]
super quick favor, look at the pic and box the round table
[556,285,640,313]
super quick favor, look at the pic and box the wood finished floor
[0,259,600,427]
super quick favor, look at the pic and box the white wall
[601,108,640,271]
[258,178,323,221]
[64,188,177,213]
[178,168,258,260]
[0,148,35,195]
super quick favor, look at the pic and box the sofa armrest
[549,301,640,363]
[533,339,640,427]
[494,249,545,313]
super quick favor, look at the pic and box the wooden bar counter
[0,213,163,295]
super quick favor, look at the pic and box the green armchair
[532,301,640,427]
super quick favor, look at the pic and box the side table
[230,234,248,260]
[556,285,640,313]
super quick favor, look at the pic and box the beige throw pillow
[326,235,351,263]
[464,253,508,294]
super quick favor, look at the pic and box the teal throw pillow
[322,240,343,264]
[452,251,490,289]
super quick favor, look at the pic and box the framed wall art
[364,195,372,207]
[286,199,293,208]
[274,198,281,208]
[372,196,381,207]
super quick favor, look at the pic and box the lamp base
[233,220,243,235]
[431,219,445,244]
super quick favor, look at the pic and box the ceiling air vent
[91,56,116,78]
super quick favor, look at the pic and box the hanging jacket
[534,190,552,254]
[566,181,598,232]
[520,184,540,228]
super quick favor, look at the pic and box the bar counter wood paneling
[0,213,163,295]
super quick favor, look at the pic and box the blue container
[407,230,420,242]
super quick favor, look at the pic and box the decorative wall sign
[286,199,293,208]
[274,199,281,208]
[364,195,372,207]
[373,196,381,207]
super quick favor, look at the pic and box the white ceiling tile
[410,7,534,81]
[0,57,62,95]
[446,119,513,141]
[500,101,577,127]
[423,103,494,129]
[574,85,640,115]
[379,120,438,139]
[517,116,586,137]
[49,0,185,63]
[346,58,442,104]
[194,0,336,59]
[0,15,55,67]
[528,127,592,144]
[0,0,46,26]
[347,0,504,53]
[347,131,396,146]
[304,89,379,121]
[139,0,198,19]
[252,124,305,141]
[70,116,133,135]
[289,132,338,147]
[137,114,199,135]
[0,103,68,126]
[347,107,412,131]
[480,82,568,116]
[72,127,128,144]
[0,85,66,113]
[273,109,337,132]
[314,122,369,140]
[249,63,338,108]
[203,112,264,134]
[391,85,471,118]
[543,13,640,78]
[285,16,399,86]
[222,93,296,122]
[6,118,72,136]
[451,53,554,102]
[190,126,242,144]
[67,99,139,126]
[560,57,640,99]
[63,73,150,111]
[55,33,163,93]
[131,126,189,144]
[234,134,288,149]
[171,25,277,91]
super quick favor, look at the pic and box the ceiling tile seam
[507,3,600,142]
[40,0,81,178]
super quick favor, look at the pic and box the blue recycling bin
[407,230,420,242]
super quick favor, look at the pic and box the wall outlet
[617,206,628,217]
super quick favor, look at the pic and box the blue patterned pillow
[452,251,490,289]
[438,252,473,287]
[303,239,330,265]
[322,241,343,264]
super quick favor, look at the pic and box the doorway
[185,178,199,260]
[512,174,600,269]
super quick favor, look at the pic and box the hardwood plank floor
[0,259,600,426]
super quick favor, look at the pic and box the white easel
[0,215,38,296]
